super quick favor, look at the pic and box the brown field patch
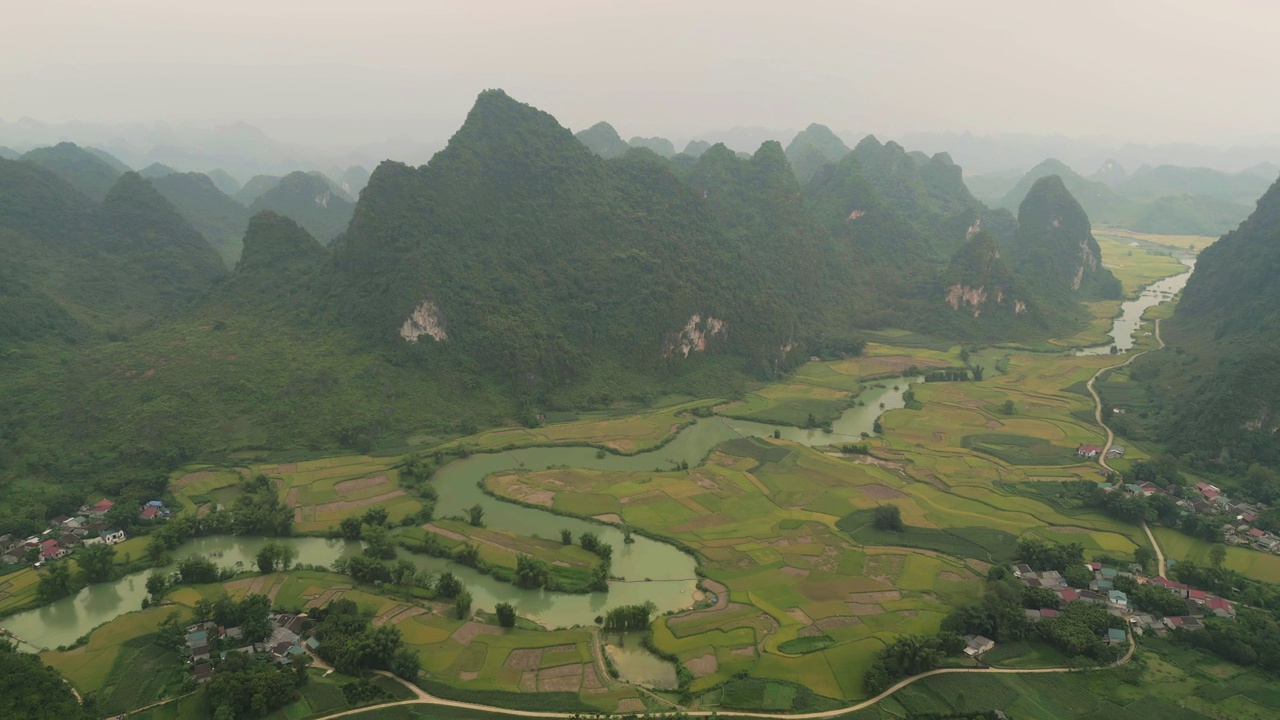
[616,698,645,713]
[519,671,538,692]
[858,485,907,501]
[275,464,298,473]
[538,664,583,692]
[848,591,900,603]
[815,616,862,632]
[543,644,575,654]
[798,625,824,637]
[1049,526,1091,534]
[387,607,427,627]
[284,487,301,508]
[372,605,409,627]
[846,603,886,615]
[266,575,288,604]
[459,671,478,681]
[334,474,390,496]
[685,653,718,678]
[247,574,271,595]
[938,571,966,582]
[304,587,350,610]
[504,649,543,671]
[986,420,1003,429]
[670,512,733,533]
[731,646,757,657]
[450,621,505,646]
[222,578,255,593]
[581,665,603,690]
[779,566,810,578]
[593,514,622,524]
[173,470,220,489]
[313,489,406,514]
[525,491,555,507]
[786,607,813,625]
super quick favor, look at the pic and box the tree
[362,525,394,559]
[495,602,516,627]
[146,570,168,600]
[256,541,296,573]
[1209,544,1227,569]
[515,554,550,589]
[390,559,418,590]
[339,516,363,540]
[0,643,91,720]
[971,365,985,381]
[467,503,485,528]
[78,543,117,583]
[156,610,186,653]
[454,590,473,619]
[560,528,572,545]
[1134,546,1155,572]
[362,506,389,527]
[391,647,420,681]
[1001,399,1015,415]
[435,572,462,598]
[873,504,904,532]
[36,562,72,602]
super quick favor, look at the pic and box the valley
[7,228,1278,720]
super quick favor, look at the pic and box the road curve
[1085,318,1168,577]
[309,633,1137,720]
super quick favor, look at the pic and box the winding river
[2,380,918,651]
[1077,258,1194,355]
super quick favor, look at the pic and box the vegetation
[0,639,91,720]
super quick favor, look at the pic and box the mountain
[0,146,18,160]
[574,122,629,159]
[339,166,370,199]
[138,162,178,179]
[1005,175,1122,300]
[628,136,676,157]
[92,173,227,306]
[1130,194,1252,237]
[1089,159,1128,186]
[206,169,242,196]
[681,140,712,158]
[20,142,125,203]
[1156,176,1280,468]
[932,231,1058,338]
[84,147,132,174]
[1241,161,1280,181]
[214,211,327,311]
[248,171,354,243]
[149,172,253,266]
[962,168,1025,204]
[1117,165,1274,205]
[0,160,225,338]
[999,159,1135,226]
[233,174,282,205]
[784,123,850,184]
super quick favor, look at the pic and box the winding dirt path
[307,631,1137,720]
[1085,318,1167,577]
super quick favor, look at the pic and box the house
[190,644,210,663]
[224,626,244,642]
[1040,570,1066,587]
[1077,445,1103,459]
[1078,590,1106,604]
[140,507,161,520]
[1106,628,1127,645]
[1086,561,1102,571]
[1107,445,1126,458]
[1137,482,1159,496]
[57,533,80,549]
[1187,589,1207,603]
[39,539,67,560]
[190,663,213,684]
[186,630,209,649]
[1257,536,1280,552]
[1039,608,1059,618]
[1194,482,1219,495]
[1012,563,1032,577]
[81,535,104,547]
[49,515,70,527]
[88,499,115,517]
[100,529,126,545]
[1058,588,1080,603]
[305,636,321,651]
[1108,590,1130,610]
[1205,598,1235,618]
[964,635,995,657]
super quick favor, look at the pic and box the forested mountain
[0,161,225,340]
[234,174,282,204]
[248,171,354,243]
[682,140,712,158]
[150,172,253,266]
[21,142,125,202]
[931,231,1058,338]
[1005,175,1122,301]
[138,162,178,178]
[628,136,676,157]
[1155,176,1280,469]
[339,165,370,198]
[1119,165,1273,204]
[1088,159,1128,186]
[784,123,850,184]
[0,89,1119,484]
[207,168,242,195]
[574,121,630,159]
[999,159,1134,226]
[0,146,18,159]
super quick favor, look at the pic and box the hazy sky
[4,0,1279,148]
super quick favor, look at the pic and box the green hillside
[150,171,253,266]
[784,123,850,184]
[248,171,354,243]
[574,121,630,159]
[21,142,125,203]
[1005,175,1123,301]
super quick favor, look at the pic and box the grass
[1154,527,1280,583]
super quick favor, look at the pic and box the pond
[603,632,679,689]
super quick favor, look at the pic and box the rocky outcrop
[400,301,448,342]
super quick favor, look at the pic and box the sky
[3,0,1279,149]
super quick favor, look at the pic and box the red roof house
[1188,589,1207,602]
[1247,528,1265,539]
[140,507,161,520]
[1059,589,1080,602]
[1039,608,1060,618]
[92,499,115,514]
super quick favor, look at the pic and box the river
[1077,258,1194,355]
[1,379,917,654]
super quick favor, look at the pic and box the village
[184,612,319,685]
[1077,444,1280,555]
[0,498,171,569]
